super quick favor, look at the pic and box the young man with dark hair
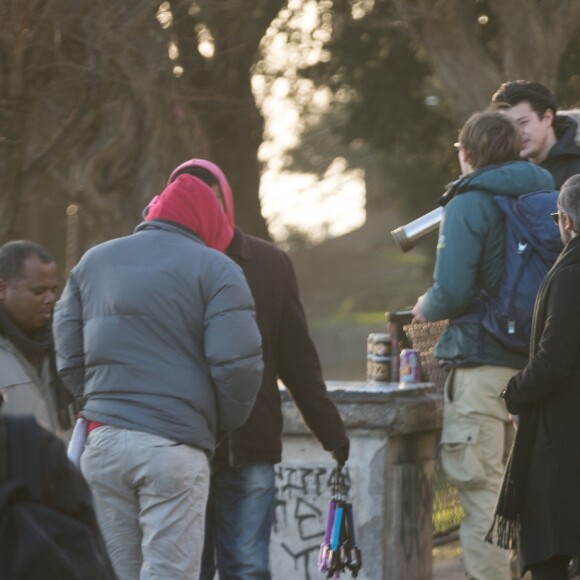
[412,111,555,580]
[490,80,580,187]
[159,159,350,580]
[0,240,73,437]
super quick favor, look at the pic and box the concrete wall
[272,430,386,579]
[272,381,443,580]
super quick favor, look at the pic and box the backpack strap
[4,416,43,502]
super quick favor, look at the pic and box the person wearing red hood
[160,159,350,580]
[54,175,263,580]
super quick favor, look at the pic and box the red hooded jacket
[145,174,233,252]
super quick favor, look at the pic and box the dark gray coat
[504,235,580,571]
[54,221,263,455]
[214,228,348,467]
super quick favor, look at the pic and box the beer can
[399,348,421,383]
[367,333,392,382]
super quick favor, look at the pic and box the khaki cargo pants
[440,366,518,580]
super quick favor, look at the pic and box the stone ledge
[281,380,443,435]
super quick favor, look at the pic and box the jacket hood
[167,159,235,228]
[455,160,555,199]
[144,174,234,252]
[550,113,580,158]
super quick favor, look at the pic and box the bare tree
[170,0,286,239]
[275,0,580,223]
[5,0,578,253]
[0,0,90,241]
[1,1,209,247]
[0,0,285,252]
[392,0,580,120]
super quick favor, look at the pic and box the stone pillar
[271,381,442,580]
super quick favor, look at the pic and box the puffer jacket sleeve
[204,262,263,431]
[53,272,86,400]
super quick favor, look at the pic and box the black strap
[4,416,43,502]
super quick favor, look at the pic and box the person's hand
[331,440,350,467]
[412,295,427,322]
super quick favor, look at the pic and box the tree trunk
[202,94,269,239]
[1,0,285,252]
[393,0,580,122]
[173,0,286,240]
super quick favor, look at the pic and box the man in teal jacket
[412,111,554,580]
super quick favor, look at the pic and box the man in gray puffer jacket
[54,174,263,580]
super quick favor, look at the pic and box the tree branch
[393,0,502,120]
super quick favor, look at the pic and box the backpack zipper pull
[508,319,516,334]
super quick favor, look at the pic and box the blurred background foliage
[2,1,580,377]
[261,0,580,224]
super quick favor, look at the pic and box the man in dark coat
[490,80,580,188]
[487,174,580,578]
[159,159,350,580]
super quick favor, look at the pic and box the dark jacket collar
[0,306,53,362]
[226,227,253,261]
[551,115,580,158]
[530,234,580,354]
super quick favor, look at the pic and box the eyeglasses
[551,211,560,225]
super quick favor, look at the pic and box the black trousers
[528,555,571,580]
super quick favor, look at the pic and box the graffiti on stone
[272,463,351,579]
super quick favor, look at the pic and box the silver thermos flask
[390,207,443,252]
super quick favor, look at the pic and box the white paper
[67,417,88,467]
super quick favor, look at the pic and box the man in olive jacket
[159,159,350,580]
[412,112,555,580]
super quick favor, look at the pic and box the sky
[253,0,367,244]
[159,0,367,245]
[259,152,366,244]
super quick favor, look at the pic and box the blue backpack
[477,190,563,353]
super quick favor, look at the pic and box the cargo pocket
[440,422,486,489]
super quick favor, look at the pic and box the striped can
[367,333,392,382]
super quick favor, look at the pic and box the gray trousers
[81,425,210,580]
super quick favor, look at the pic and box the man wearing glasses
[487,174,580,578]
[412,111,554,580]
